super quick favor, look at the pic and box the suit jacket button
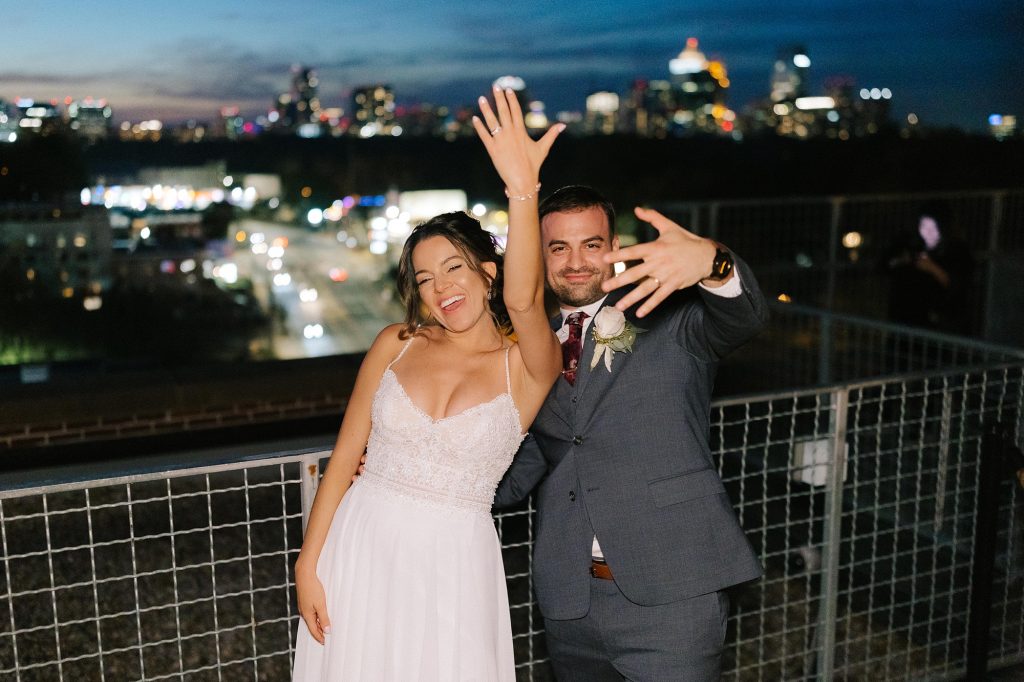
[571,396,578,403]
[568,490,576,501]
[573,435,583,445]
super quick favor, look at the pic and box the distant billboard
[398,190,467,223]
[242,173,282,199]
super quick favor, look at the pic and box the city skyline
[2,1,1021,131]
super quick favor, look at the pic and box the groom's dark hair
[539,185,616,239]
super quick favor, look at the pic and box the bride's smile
[412,235,497,333]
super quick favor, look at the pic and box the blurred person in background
[886,201,974,334]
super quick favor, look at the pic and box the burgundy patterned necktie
[561,311,588,385]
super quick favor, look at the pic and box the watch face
[712,248,733,280]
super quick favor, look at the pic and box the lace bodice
[361,342,525,515]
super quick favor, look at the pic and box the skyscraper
[665,38,732,135]
[639,80,675,137]
[854,85,893,136]
[351,85,396,137]
[67,98,112,143]
[218,106,244,140]
[619,79,650,136]
[291,65,321,126]
[14,99,63,136]
[988,114,1017,140]
[585,91,619,135]
[771,46,810,103]
[0,99,17,142]
[751,48,892,140]
[268,65,322,135]
[759,46,823,138]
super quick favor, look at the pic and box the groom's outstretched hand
[601,207,721,317]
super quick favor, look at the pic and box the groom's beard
[548,265,611,308]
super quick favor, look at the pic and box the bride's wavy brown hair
[396,212,512,339]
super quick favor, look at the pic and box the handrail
[657,187,1022,210]
[0,439,329,498]
[772,301,1024,359]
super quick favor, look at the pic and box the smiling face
[412,235,497,333]
[541,206,619,308]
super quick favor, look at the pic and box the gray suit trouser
[544,576,729,682]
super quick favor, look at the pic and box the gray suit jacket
[494,256,768,620]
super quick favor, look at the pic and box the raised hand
[471,85,563,197]
[601,207,719,317]
[472,83,564,392]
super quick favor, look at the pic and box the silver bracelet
[504,183,541,201]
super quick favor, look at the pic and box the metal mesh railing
[724,301,1024,394]
[715,364,1024,680]
[0,457,310,681]
[0,454,548,681]
[495,500,547,678]
[2,368,1022,680]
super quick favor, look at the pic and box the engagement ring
[490,125,502,135]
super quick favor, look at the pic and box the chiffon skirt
[291,477,515,681]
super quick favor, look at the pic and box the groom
[494,186,767,680]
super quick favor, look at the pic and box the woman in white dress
[292,87,564,680]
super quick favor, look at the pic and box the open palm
[472,85,563,195]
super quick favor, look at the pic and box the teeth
[441,295,465,308]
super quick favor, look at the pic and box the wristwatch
[706,242,734,281]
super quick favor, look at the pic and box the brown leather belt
[590,559,613,580]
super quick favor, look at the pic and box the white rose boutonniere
[590,307,645,372]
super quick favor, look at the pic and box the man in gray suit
[494,186,767,680]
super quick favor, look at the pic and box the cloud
[0,72,83,86]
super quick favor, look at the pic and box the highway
[230,218,405,359]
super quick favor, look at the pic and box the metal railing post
[818,315,833,386]
[815,197,845,385]
[983,191,1005,341]
[825,197,844,312]
[934,383,953,531]
[967,422,1024,678]
[299,453,321,532]
[814,387,848,681]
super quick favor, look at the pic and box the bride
[291,86,564,680]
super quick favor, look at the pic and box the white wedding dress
[292,341,523,681]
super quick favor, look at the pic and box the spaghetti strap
[387,337,415,370]
[503,345,512,394]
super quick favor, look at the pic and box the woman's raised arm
[472,86,562,387]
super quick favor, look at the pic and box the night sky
[3,0,1021,131]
